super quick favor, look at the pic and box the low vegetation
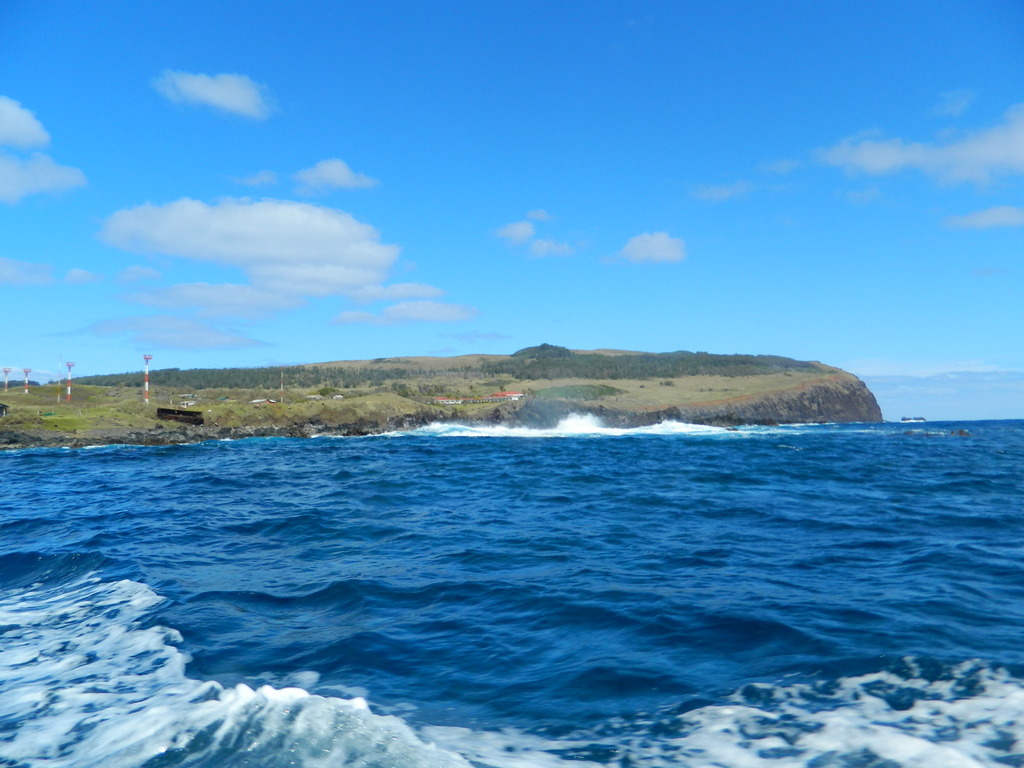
[73,345,821,391]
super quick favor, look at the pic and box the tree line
[74,347,817,390]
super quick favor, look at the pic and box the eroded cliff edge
[496,371,882,428]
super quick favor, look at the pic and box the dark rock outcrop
[490,372,881,429]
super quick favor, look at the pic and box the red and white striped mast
[65,362,75,402]
[143,354,153,402]
[2,368,10,391]
[23,369,31,395]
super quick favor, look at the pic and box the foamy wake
[3,575,1022,767]
[0,576,468,768]
[427,661,1024,768]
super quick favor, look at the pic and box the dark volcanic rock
[490,372,882,429]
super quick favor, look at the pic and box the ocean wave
[5,571,1024,767]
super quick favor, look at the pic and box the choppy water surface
[2,418,1023,767]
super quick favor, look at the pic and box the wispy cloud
[691,180,752,202]
[530,238,574,257]
[333,300,478,325]
[0,256,53,285]
[152,70,273,119]
[843,186,881,204]
[233,170,278,187]
[932,89,974,118]
[125,282,304,318]
[496,220,535,244]
[118,265,162,282]
[526,209,553,221]
[618,232,686,263]
[843,358,1011,377]
[293,158,378,194]
[89,316,266,350]
[759,158,801,175]
[64,268,101,284]
[817,103,1024,184]
[945,205,1024,229]
[345,283,445,303]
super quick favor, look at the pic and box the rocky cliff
[496,371,882,428]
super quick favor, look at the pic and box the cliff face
[499,372,882,428]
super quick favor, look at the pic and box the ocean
[2,416,1023,767]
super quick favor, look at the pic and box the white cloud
[0,96,50,147]
[526,209,553,221]
[496,220,535,244]
[293,159,378,193]
[530,238,574,257]
[101,198,399,298]
[345,282,445,303]
[0,98,86,204]
[118,265,162,282]
[126,282,304,318]
[0,256,53,285]
[691,181,752,202]
[152,70,273,119]
[945,205,1024,229]
[817,104,1024,184]
[90,315,266,350]
[0,151,86,203]
[333,300,478,325]
[933,90,974,118]
[619,232,686,263]
[234,170,278,187]
[64,268,101,284]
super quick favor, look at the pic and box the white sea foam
[427,661,1024,767]
[0,575,470,768]
[4,574,1022,767]
[409,414,731,438]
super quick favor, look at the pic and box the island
[0,345,882,450]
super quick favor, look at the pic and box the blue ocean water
[2,416,1024,767]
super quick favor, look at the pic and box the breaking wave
[408,414,731,438]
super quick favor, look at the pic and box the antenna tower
[2,368,10,391]
[143,354,153,402]
[23,369,31,395]
[65,362,75,403]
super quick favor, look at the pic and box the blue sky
[1,1,1022,420]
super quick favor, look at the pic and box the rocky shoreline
[0,373,882,451]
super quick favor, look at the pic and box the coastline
[0,373,882,451]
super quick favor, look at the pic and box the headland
[0,345,882,450]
